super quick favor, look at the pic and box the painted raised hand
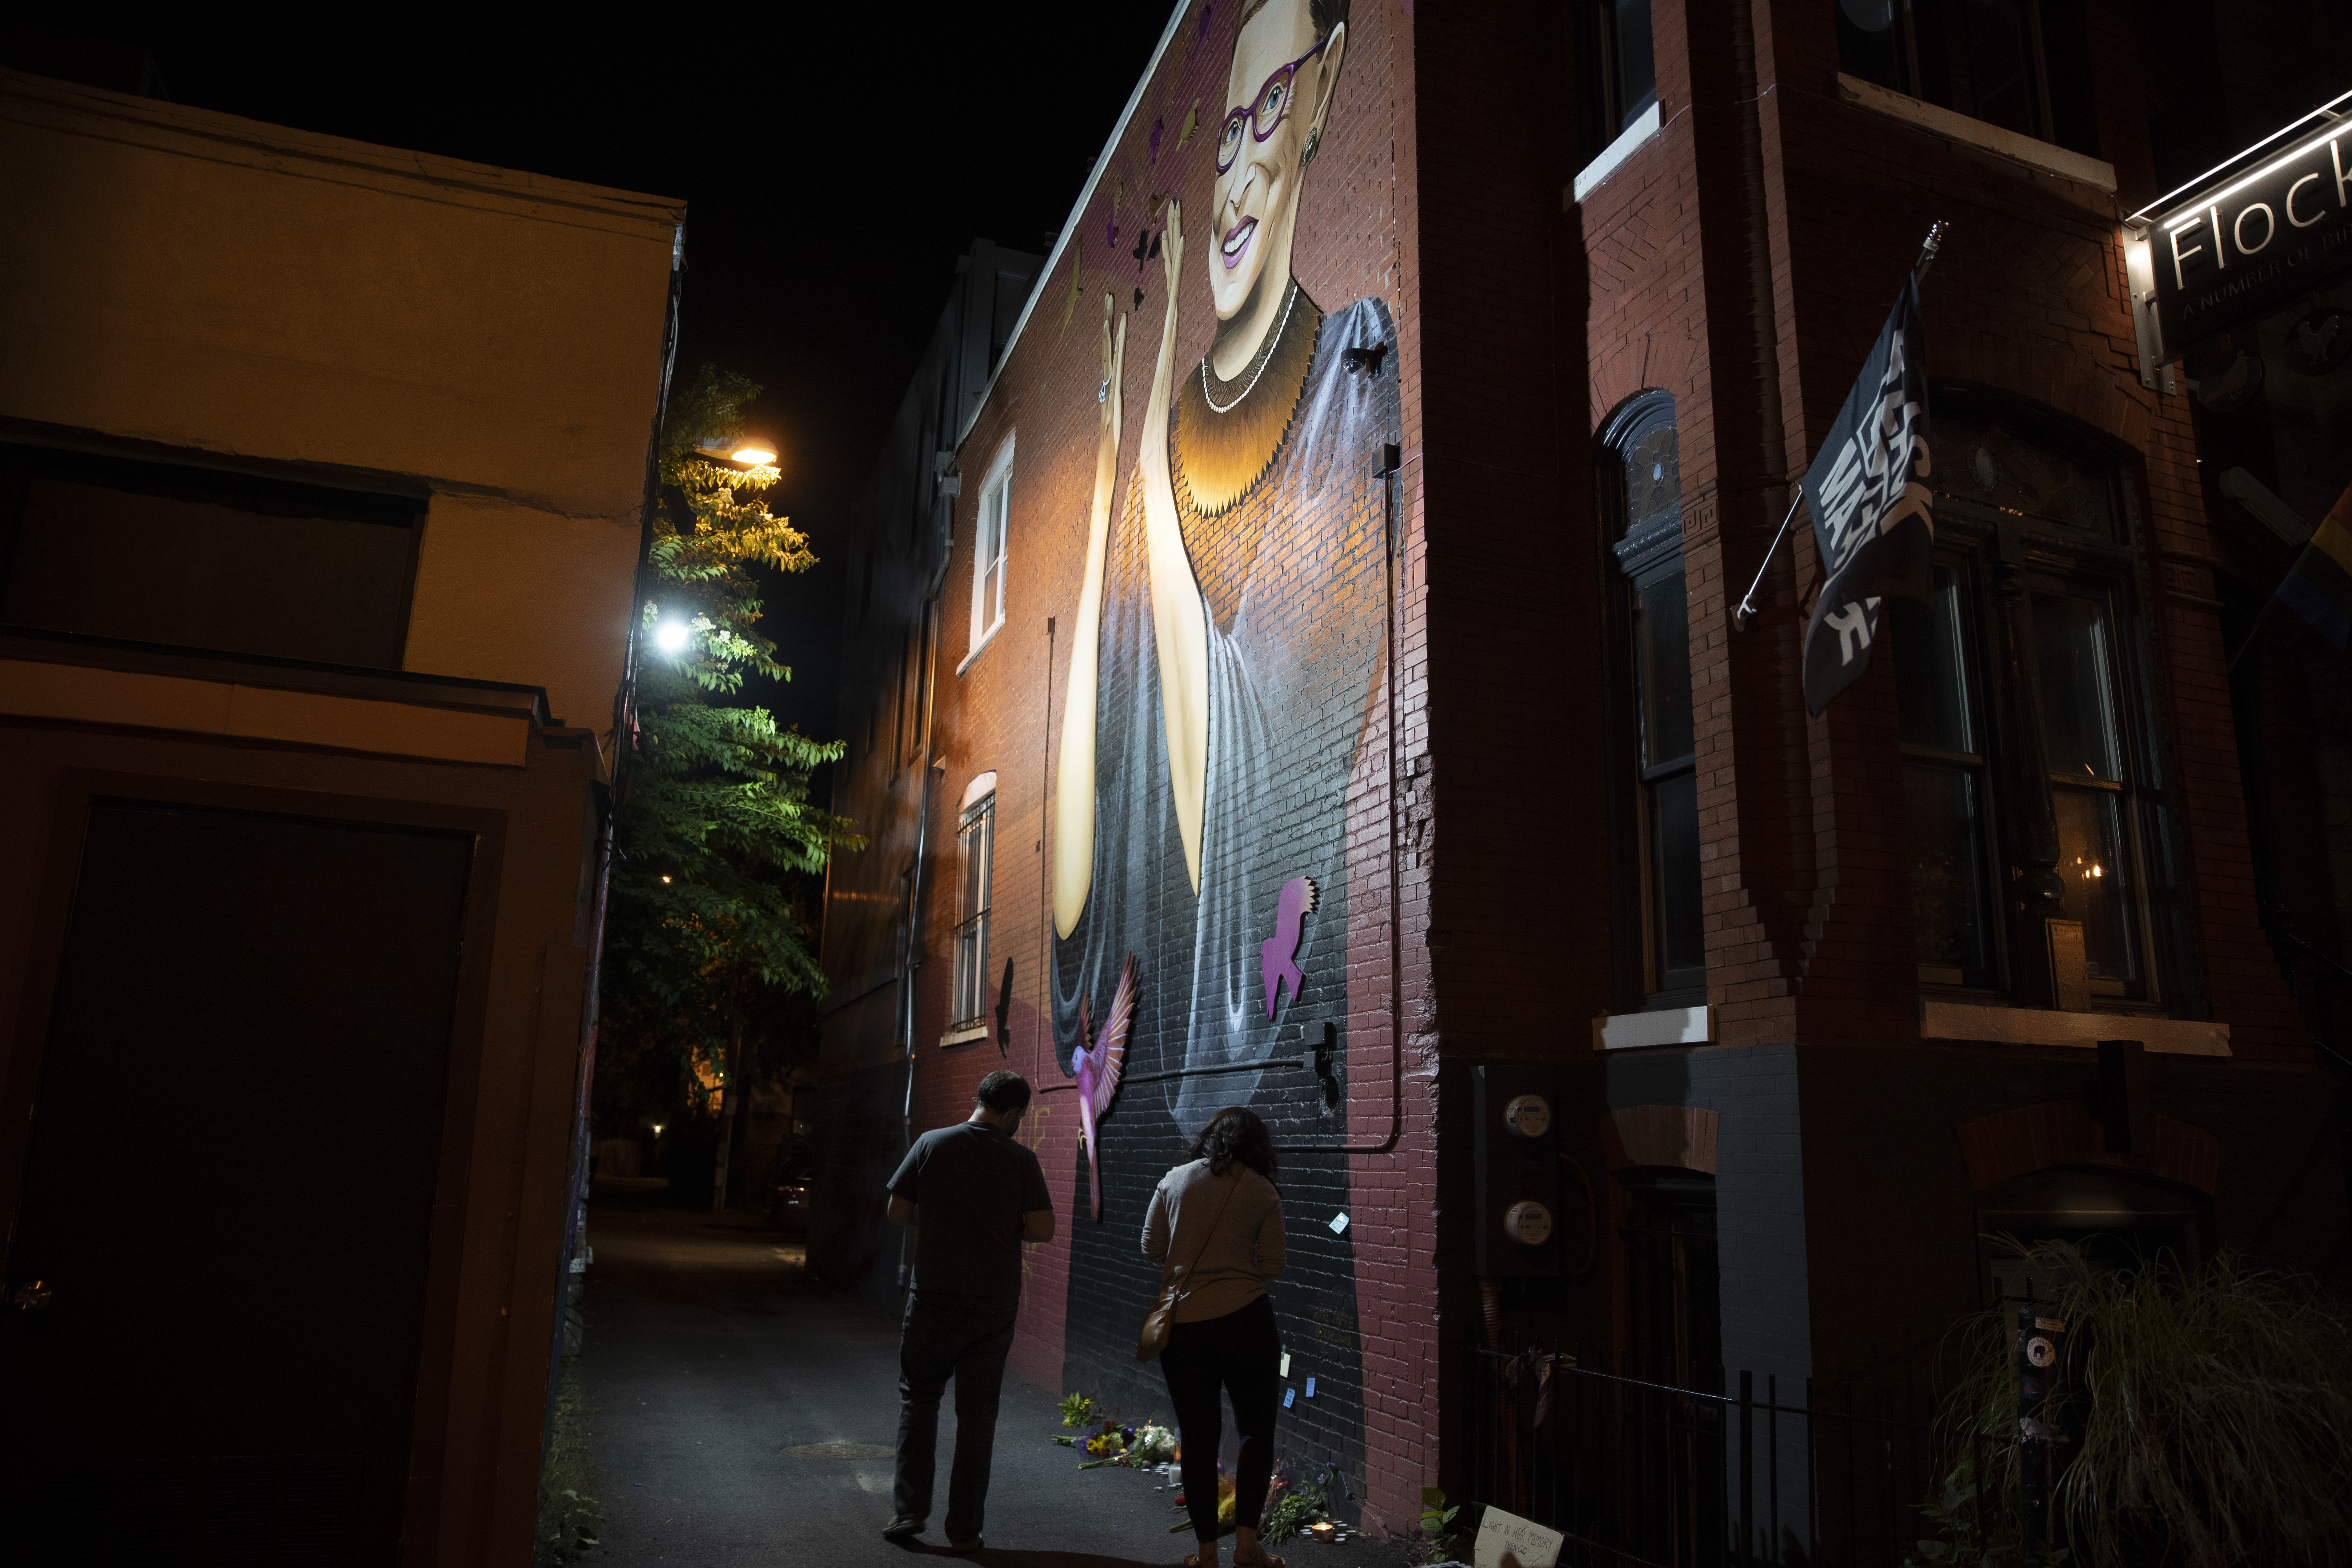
[1138,199,1211,893]
[1053,295,1127,937]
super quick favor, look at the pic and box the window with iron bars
[950,793,995,1028]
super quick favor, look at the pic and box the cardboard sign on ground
[1472,1506,1564,1568]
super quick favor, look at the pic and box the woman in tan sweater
[1142,1107,1287,1568]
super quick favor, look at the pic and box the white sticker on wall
[1329,1212,1350,1234]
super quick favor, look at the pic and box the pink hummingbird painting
[1070,953,1138,1220]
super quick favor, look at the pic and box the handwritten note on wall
[1472,1506,1564,1568]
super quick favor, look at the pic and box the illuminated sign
[2131,91,2352,363]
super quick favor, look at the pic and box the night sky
[12,6,1178,736]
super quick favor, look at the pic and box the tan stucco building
[0,68,678,1563]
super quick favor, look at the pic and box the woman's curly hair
[1187,1105,1278,1183]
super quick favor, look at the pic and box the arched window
[1893,388,2158,1003]
[1604,392,1705,1005]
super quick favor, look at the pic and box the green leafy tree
[600,365,860,1100]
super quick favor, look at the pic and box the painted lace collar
[1173,280,1324,518]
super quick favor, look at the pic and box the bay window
[1893,390,2160,1004]
[1835,0,2097,155]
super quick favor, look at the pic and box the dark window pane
[1960,0,2036,133]
[1895,564,1975,753]
[1932,404,2116,537]
[952,802,994,1025]
[1651,766,1704,980]
[1,444,417,667]
[1905,762,1990,974]
[1836,0,1903,91]
[1612,0,1657,132]
[975,809,992,911]
[1623,421,1681,538]
[2034,593,2121,781]
[960,807,993,918]
[2037,0,2098,155]
[2053,785,2137,987]
[1636,570,1693,767]
[954,919,987,1023]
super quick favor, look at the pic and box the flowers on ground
[1061,1410,1184,1471]
[1127,1423,1177,1464]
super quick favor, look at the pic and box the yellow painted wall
[0,69,680,730]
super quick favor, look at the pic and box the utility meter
[1503,1200,1554,1247]
[1503,1094,1552,1139]
[1470,1063,1561,1276]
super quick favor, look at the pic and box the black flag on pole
[1800,277,1935,716]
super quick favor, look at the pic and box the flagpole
[1733,220,1947,632]
[1733,495,1804,631]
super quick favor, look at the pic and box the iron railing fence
[1461,1347,1992,1568]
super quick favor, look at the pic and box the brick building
[812,1,2352,1554]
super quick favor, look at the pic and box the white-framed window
[964,436,1014,669]
[950,777,997,1029]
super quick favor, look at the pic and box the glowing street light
[695,435,778,467]
[653,620,691,655]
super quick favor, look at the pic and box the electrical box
[1473,1063,1561,1276]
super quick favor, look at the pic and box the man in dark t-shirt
[881,1070,1054,1550]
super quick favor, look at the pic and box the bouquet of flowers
[1127,1423,1178,1465]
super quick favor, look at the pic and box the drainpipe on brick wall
[895,502,953,1293]
[1283,442,1408,1157]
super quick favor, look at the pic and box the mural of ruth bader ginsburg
[1053,0,1397,1158]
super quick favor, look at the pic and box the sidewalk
[578,1206,1422,1568]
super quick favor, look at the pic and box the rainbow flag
[2276,498,2352,650]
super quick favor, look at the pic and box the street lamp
[695,435,777,467]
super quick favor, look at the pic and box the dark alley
[577,1205,1419,1568]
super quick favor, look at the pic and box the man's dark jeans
[894,1291,1019,1540]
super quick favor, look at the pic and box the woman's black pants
[1160,1294,1281,1541]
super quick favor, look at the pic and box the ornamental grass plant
[1922,1238,2352,1568]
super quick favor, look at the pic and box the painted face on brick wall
[1210,0,1346,350]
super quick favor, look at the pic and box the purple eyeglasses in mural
[1215,35,1330,173]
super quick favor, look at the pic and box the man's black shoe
[882,1514,925,1541]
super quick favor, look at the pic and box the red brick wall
[888,0,1444,1533]
[822,0,2325,1544]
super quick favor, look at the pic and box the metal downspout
[895,492,952,1292]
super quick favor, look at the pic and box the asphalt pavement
[577,1205,1421,1568]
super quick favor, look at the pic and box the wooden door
[0,800,475,1566]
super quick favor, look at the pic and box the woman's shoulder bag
[1136,1166,1242,1363]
